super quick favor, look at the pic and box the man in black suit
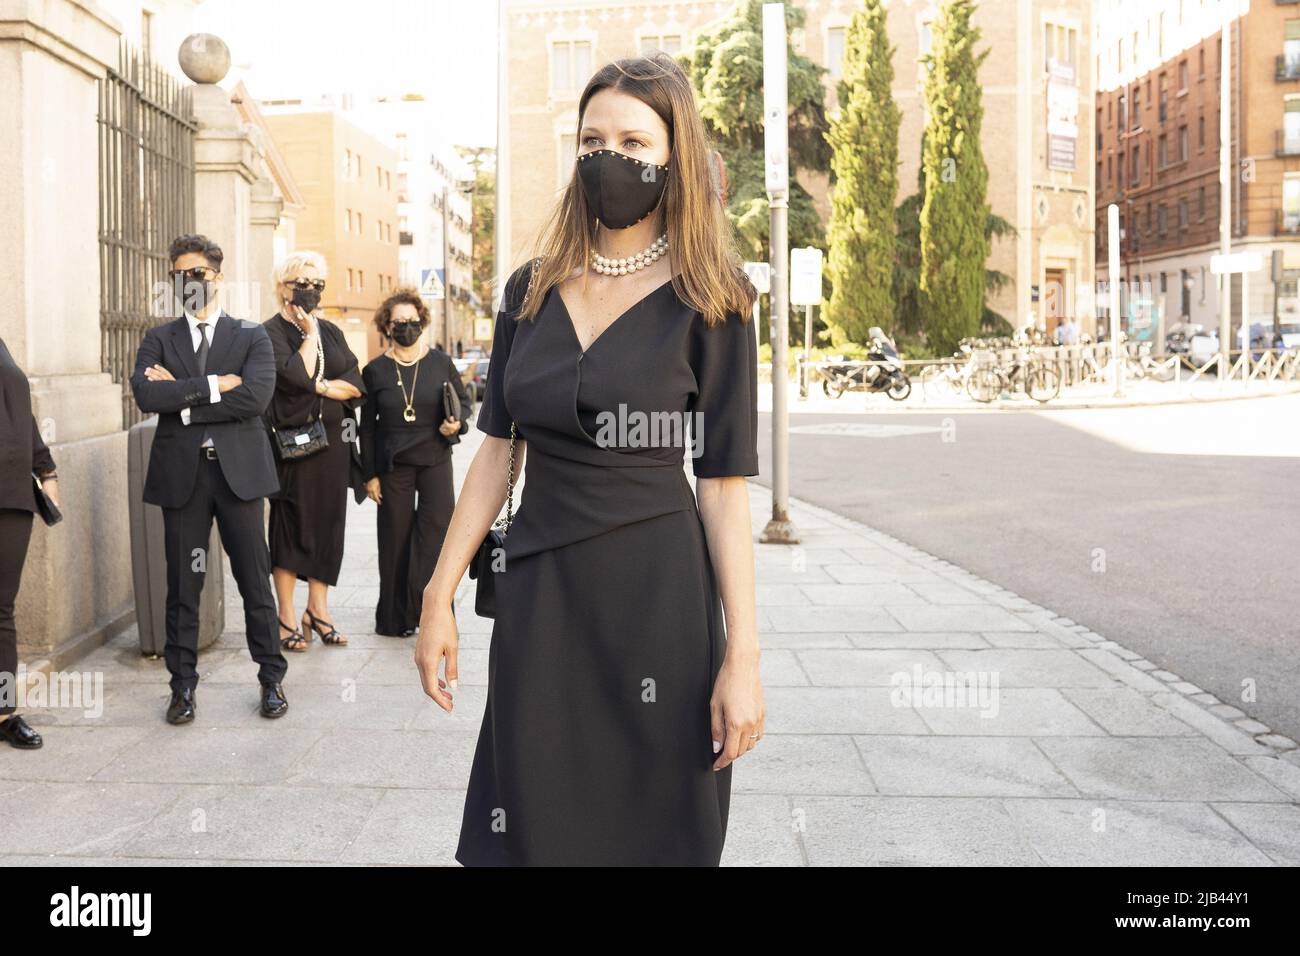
[130,234,288,723]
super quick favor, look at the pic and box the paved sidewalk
[5,427,1299,866]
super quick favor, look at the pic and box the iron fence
[98,41,196,428]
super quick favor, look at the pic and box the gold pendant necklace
[394,348,421,422]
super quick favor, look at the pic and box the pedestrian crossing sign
[420,268,445,299]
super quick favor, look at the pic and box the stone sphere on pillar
[178,34,231,85]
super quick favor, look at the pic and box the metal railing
[98,40,196,428]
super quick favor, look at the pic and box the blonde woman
[263,252,364,651]
[415,54,764,866]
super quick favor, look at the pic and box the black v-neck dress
[455,262,759,867]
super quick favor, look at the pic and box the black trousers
[0,509,34,717]
[162,453,286,692]
[375,460,454,635]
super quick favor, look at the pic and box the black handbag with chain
[466,261,536,618]
[467,421,517,618]
[269,325,329,461]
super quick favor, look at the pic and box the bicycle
[966,353,1061,404]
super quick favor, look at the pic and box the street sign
[420,268,445,299]
[789,247,823,306]
[743,261,771,295]
[1209,252,1263,275]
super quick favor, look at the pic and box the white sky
[193,0,499,147]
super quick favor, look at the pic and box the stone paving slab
[6,426,1297,866]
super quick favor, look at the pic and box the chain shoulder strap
[500,260,538,534]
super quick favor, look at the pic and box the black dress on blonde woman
[455,262,759,866]
[262,314,365,586]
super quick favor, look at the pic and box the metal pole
[760,2,797,545]
[442,182,452,351]
[1108,204,1122,396]
[1218,3,1232,379]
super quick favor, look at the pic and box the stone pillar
[182,34,266,321]
[0,0,136,668]
[250,176,286,318]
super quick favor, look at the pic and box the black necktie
[195,322,210,374]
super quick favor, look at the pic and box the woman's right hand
[292,304,318,337]
[414,599,458,713]
[366,477,382,504]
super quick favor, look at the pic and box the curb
[762,485,1300,778]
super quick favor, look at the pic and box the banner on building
[1046,60,1078,171]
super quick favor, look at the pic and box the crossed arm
[130,326,276,423]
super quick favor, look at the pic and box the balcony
[1277,209,1300,235]
[1276,129,1300,156]
[1278,55,1300,81]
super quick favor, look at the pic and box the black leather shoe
[0,714,43,749]
[260,681,288,718]
[166,688,196,725]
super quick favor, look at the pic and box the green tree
[679,0,830,344]
[824,0,899,346]
[455,145,496,315]
[918,0,990,354]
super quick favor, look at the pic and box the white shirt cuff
[207,374,221,404]
[181,407,191,425]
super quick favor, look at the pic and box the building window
[1198,115,1205,149]
[358,270,364,292]
[1178,125,1188,163]
[1198,185,1206,220]
[343,149,352,181]
[1198,47,1205,78]
[355,153,363,179]
[551,40,593,95]
[1118,94,1127,130]
[1284,175,1300,232]
[558,132,577,188]
[826,26,846,81]
[1286,97,1300,154]
[1286,21,1300,75]
[345,208,352,233]
[1132,83,1141,125]
[356,212,363,235]
[1130,145,1140,185]
[1157,204,1167,236]
[347,269,353,292]
[1157,133,1168,168]
[1178,198,1188,230]
[1158,73,1168,123]
[1178,59,1189,92]
[639,33,683,57]
[1044,22,1077,71]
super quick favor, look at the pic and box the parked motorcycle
[819,328,912,401]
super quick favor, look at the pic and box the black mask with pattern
[576,149,669,230]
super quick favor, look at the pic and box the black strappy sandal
[302,609,348,647]
[279,618,310,652]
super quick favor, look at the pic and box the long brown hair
[518,53,755,327]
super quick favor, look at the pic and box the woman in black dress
[360,290,471,637]
[263,252,365,651]
[415,54,765,866]
[0,337,59,749]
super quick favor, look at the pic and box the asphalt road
[753,394,1300,744]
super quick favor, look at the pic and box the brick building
[1095,0,1300,340]
[497,0,1095,337]
[262,110,402,362]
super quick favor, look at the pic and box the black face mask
[391,322,423,347]
[173,274,216,317]
[576,149,669,229]
[290,286,322,313]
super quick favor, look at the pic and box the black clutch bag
[33,474,62,527]
[270,396,329,461]
[467,421,517,618]
[442,380,461,423]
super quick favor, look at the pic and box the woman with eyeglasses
[359,290,470,637]
[262,252,365,651]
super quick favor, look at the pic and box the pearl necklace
[591,233,668,276]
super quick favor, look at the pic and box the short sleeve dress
[455,262,758,867]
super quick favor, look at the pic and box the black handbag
[270,396,329,461]
[33,474,62,527]
[467,421,517,618]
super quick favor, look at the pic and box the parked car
[456,356,490,403]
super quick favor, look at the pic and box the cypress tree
[825,0,899,345]
[919,0,990,354]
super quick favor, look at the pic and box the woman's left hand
[709,651,764,771]
[438,415,460,437]
[41,477,60,508]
